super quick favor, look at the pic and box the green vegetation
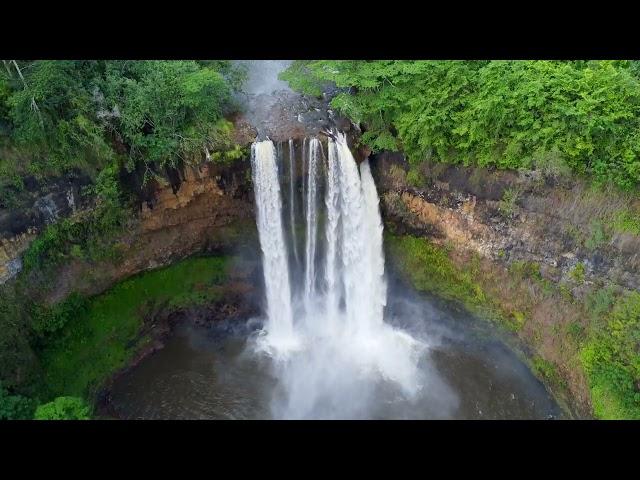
[498,187,521,218]
[585,221,609,251]
[406,167,427,188]
[0,60,251,352]
[509,260,542,281]
[0,381,35,419]
[38,256,229,400]
[532,357,564,387]
[570,262,586,283]
[0,282,40,394]
[613,209,640,235]
[580,291,640,419]
[385,234,490,316]
[1,60,246,183]
[22,160,130,273]
[0,60,248,214]
[34,396,91,420]
[281,60,640,190]
[0,255,230,418]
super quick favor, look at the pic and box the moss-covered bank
[386,232,640,419]
[39,256,230,400]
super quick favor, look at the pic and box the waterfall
[250,132,424,418]
[288,139,299,266]
[324,138,341,321]
[250,141,296,350]
[360,158,387,327]
[304,138,320,302]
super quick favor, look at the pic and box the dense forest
[281,60,640,190]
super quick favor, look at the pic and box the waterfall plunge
[251,133,425,419]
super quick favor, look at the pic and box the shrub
[585,221,609,251]
[406,167,426,188]
[498,187,521,218]
[34,396,91,420]
[31,293,89,338]
[613,210,640,236]
[570,262,586,283]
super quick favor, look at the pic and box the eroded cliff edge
[372,151,640,418]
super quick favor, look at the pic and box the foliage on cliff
[0,60,246,193]
[22,160,130,274]
[282,60,640,190]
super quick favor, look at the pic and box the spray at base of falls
[250,133,426,419]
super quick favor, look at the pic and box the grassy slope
[37,256,229,400]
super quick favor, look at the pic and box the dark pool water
[108,286,564,420]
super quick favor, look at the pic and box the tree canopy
[0,60,245,181]
[281,60,640,190]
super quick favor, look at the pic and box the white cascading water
[303,138,320,303]
[250,141,297,352]
[251,132,425,418]
[323,139,341,323]
[288,139,299,266]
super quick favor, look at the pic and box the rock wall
[42,158,257,304]
[0,174,90,284]
[371,152,640,294]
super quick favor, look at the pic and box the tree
[281,60,640,190]
[101,60,234,176]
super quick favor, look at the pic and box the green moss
[37,256,229,401]
[386,234,493,318]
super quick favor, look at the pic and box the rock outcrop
[43,158,257,304]
[0,174,91,284]
[372,151,640,293]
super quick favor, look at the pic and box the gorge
[1,60,639,420]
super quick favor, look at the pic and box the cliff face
[0,174,92,284]
[42,158,257,304]
[372,152,640,293]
